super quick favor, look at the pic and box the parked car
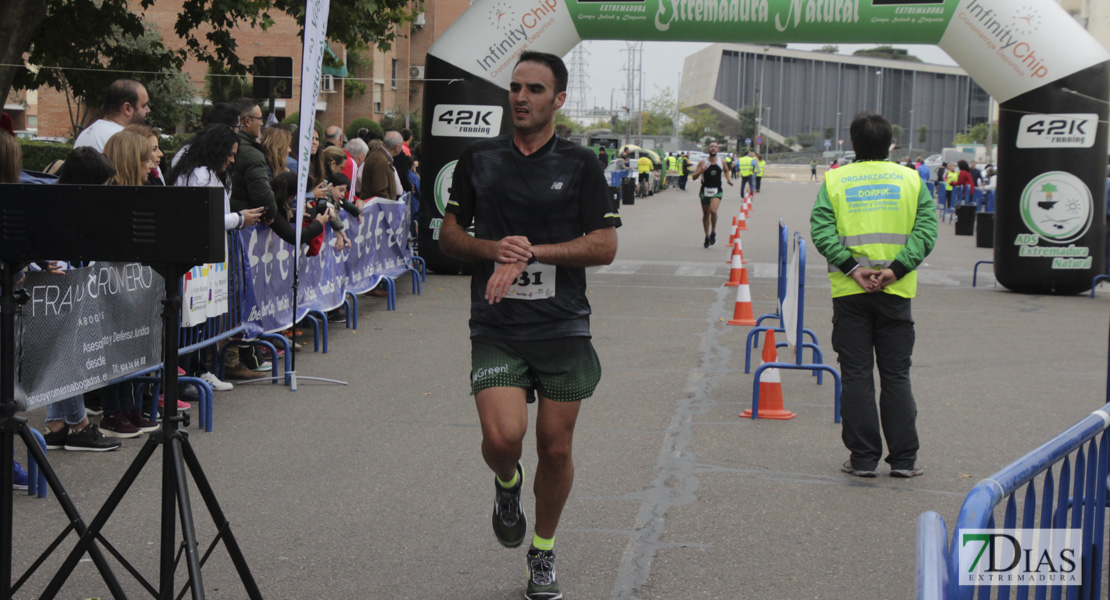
[841,151,856,164]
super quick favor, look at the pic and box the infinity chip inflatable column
[939,0,1110,294]
[420,0,1110,294]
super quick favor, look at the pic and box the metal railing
[917,404,1110,599]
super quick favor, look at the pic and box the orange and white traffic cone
[726,279,757,326]
[727,217,738,246]
[725,233,748,264]
[741,330,796,420]
[724,248,749,287]
[735,207,748,231]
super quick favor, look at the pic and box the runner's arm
[438,213,532,264]
[531,226,617,268]
[691,160,707,180]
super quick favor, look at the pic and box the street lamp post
[756,46,768,153]
[875,69,883,112]
[674,70,681,145]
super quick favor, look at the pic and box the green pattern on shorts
[470,337,601,402]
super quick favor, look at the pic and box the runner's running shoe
[525,547,562,600]
[492,462,527,548]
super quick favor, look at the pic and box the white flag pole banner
[294,0,331,258]
[782,234,801,350]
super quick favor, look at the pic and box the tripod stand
[41,267,262,599]
[0,261,126,599]
[0,182,264,598]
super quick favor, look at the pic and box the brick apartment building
[5,0,472,138]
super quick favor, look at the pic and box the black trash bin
[621,176,636,205]
[955,205,976,236]
[608,186,621,213]
[975,212,994,248]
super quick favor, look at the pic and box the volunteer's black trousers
[831,291,919,471]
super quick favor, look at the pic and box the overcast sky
[573,42,959,114]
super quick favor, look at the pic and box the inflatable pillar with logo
[419,0,1108,294]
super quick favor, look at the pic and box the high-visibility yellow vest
[945,169,958,191]
[637,156,653,173]
[756,160,765,177]
[667,156,677,170]
[738,156,755,176]
[824,161,921,299]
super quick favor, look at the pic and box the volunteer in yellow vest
[666,153,677,189]
[755,154,766,193]
[637,153,653,198]
[943,161,959,208]
[810,112,937,479]
[738,150,757,198]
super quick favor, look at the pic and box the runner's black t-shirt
[701,161,723,190]
[447,133,621,340]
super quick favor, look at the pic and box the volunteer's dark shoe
[891,464,925,478]
[841,460,877,478]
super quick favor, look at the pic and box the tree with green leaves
[891,124,904,145]
[918,125,928,146]
[954,122,997,146]
[851,46,922,62]
[640,87,677,136]
[679,108,721,143]
[1,0,420,135]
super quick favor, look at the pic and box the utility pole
[637,41,644,147]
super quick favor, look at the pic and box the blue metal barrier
[972,261,994,288]
[747,234,841,421]
[916,512,948,600]
[747,220,820,372]
[916,403,1110,599]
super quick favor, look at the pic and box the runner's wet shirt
[448,134,622,340]
[701,161,723,197]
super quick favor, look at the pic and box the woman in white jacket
[168,124,264,230]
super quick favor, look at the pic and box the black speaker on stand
[1,184,263,599]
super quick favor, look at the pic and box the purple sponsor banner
[241,196,412,335]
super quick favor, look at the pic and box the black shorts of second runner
[638,172,650,183]
[699,188,723,206]
[470,336,601,403]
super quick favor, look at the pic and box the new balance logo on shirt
[550,181,564,190]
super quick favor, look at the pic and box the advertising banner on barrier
[17,263,164,412]
[241,197,412,336]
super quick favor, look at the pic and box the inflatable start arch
[419,0,1109,295]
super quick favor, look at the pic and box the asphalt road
[10,164,1110,599]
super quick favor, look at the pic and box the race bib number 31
[507,264,556,300]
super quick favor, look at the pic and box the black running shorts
[470,336,601,402]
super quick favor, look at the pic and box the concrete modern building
[679,43,990,155]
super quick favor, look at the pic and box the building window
[391,59,398,90]
[374,82,384,113]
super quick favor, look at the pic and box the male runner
[690,141,733,248]
[439,50,621,600]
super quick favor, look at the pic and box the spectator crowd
[1,78,421,488]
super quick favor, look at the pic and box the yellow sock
[532,534,554,552]
[496,471,519,489]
